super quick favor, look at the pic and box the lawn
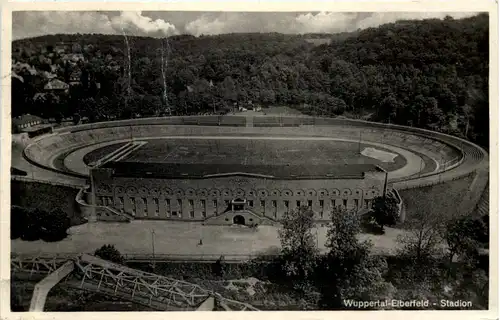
[94,138,407,173]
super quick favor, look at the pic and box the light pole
[438,156,443,183]
[358,131,362,154]
[90,170,97,222]
[418,157,424,177]
[151,229,156,270]
[316,227,319,247]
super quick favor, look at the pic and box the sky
[12,11,481,40]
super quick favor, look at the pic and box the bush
[11,206,70,242]
[39,208,71,242]
[372,196,400,230]
[21,208,44,241]
[94,245,124,264]
[212,256,226,278]
[10,206,28,239]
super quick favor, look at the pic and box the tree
[222,76,237,103]
[317,207,391,309]
[11,206,70,242]
[94,244,124,264]
[396,199,446,266]
[39,208,71,242]
[445,215,488,265]
[11,206,28,240]
[372,195,400,231]
[21,208,44,241]
[212,255,226,278]
[378,94,401,123]
[278,206,319,289]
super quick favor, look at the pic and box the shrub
[21,208,44,241]
[94,244,124,264]
[39,208,71,242]
[11,206,71,242]
[212,256,226,278]
[10,206,28,239]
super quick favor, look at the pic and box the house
[12,114,53,137]
[69,70,82,85]
[54,42,69,54]
[61,53,85,64]
[41,71,57,80]
[12,61,37,76]
[44,79,69,92]
[33,92,47,101]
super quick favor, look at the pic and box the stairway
[475,182,489,216]
[245,116,253,127]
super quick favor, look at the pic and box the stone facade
[90,168,386,224]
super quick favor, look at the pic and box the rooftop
[44,79,69,90]
[101,162,380,180]
[21,123,54,132]
[12,114,44,126]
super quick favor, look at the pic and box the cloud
[355,12,479,30]
[184,14,231,36]
[13,11,115,40]
[12,11,481,40]
[13,11,178,40]
[110,11,178,36]
[292,12,358,33]
[182,11,480,36]
[184,13,276,36]
[290,11,480,33]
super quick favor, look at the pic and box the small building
[41,71,57,80]
[61,53,85,64]
[69,70,82,86]
[33,92,47,101]
[12,61,37,76]
[55,42,69,54]
[12,114,53,137]
[44,79,70,93]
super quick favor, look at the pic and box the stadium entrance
[233,215,246,225]
[231,199,247,225]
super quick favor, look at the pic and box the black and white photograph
[2,3,496,315]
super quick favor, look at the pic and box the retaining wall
[10,179,85,226]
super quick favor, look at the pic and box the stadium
[17,114,489,226]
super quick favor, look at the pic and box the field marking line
[112,143,147,163]
[161,143,179,162]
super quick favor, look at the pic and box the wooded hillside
[11,13,489,148]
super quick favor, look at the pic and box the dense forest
[11,13,489,148]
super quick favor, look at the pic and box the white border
[0,1,498,320]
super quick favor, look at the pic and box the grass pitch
[85,138,407,172]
